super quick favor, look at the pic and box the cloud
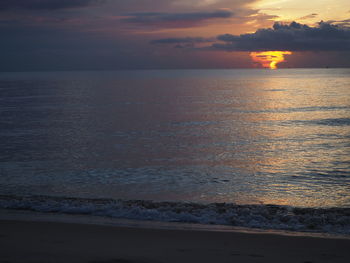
[0,0,104,11]
[212,21,350,51]
[299,13,318,20]
[150,37,215,49]
[121,9,234,26]
[327,18,350,27]
[150,37,214,44]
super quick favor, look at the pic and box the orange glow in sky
[250,51,292,69]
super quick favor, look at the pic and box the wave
[0,195,349,235]
[287,117,350,128]
[242,106,350,114]
[311,118,350,126]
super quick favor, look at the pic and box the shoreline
[1,208,349,240]
[1,209,350,263]
[2,194,349,236]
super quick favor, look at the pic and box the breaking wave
[1,195,349,235]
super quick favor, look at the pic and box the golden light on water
[250,51,292,69]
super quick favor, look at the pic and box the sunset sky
[1,0,349,71]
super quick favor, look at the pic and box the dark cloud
[0,0,104,11]
[150,37,214,44]
[121,10,233,25]
[213,21,350,51]
[150,37,215,49]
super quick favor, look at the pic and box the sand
[1,218,350,263]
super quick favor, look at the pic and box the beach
[1,217,350,263]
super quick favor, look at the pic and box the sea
[0,69,349,234]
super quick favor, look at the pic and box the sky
[0,0,349,71]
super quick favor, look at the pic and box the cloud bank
[150,37,215,49]
[150,37,214,44]
[0,0,104,11]
[122,10,234,25]
[213,21,350,51]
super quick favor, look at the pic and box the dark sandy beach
[1,218,350,263]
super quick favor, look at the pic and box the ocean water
[0,69,350,234]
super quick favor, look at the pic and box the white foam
[0,195,349,235]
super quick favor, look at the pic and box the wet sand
[1,219,350,263]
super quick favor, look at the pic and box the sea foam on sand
[1,194,349,235]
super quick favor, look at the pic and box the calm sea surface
[1,69,349,208]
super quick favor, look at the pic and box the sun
[250,51,292,69]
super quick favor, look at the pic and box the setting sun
[250,51,293,69]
